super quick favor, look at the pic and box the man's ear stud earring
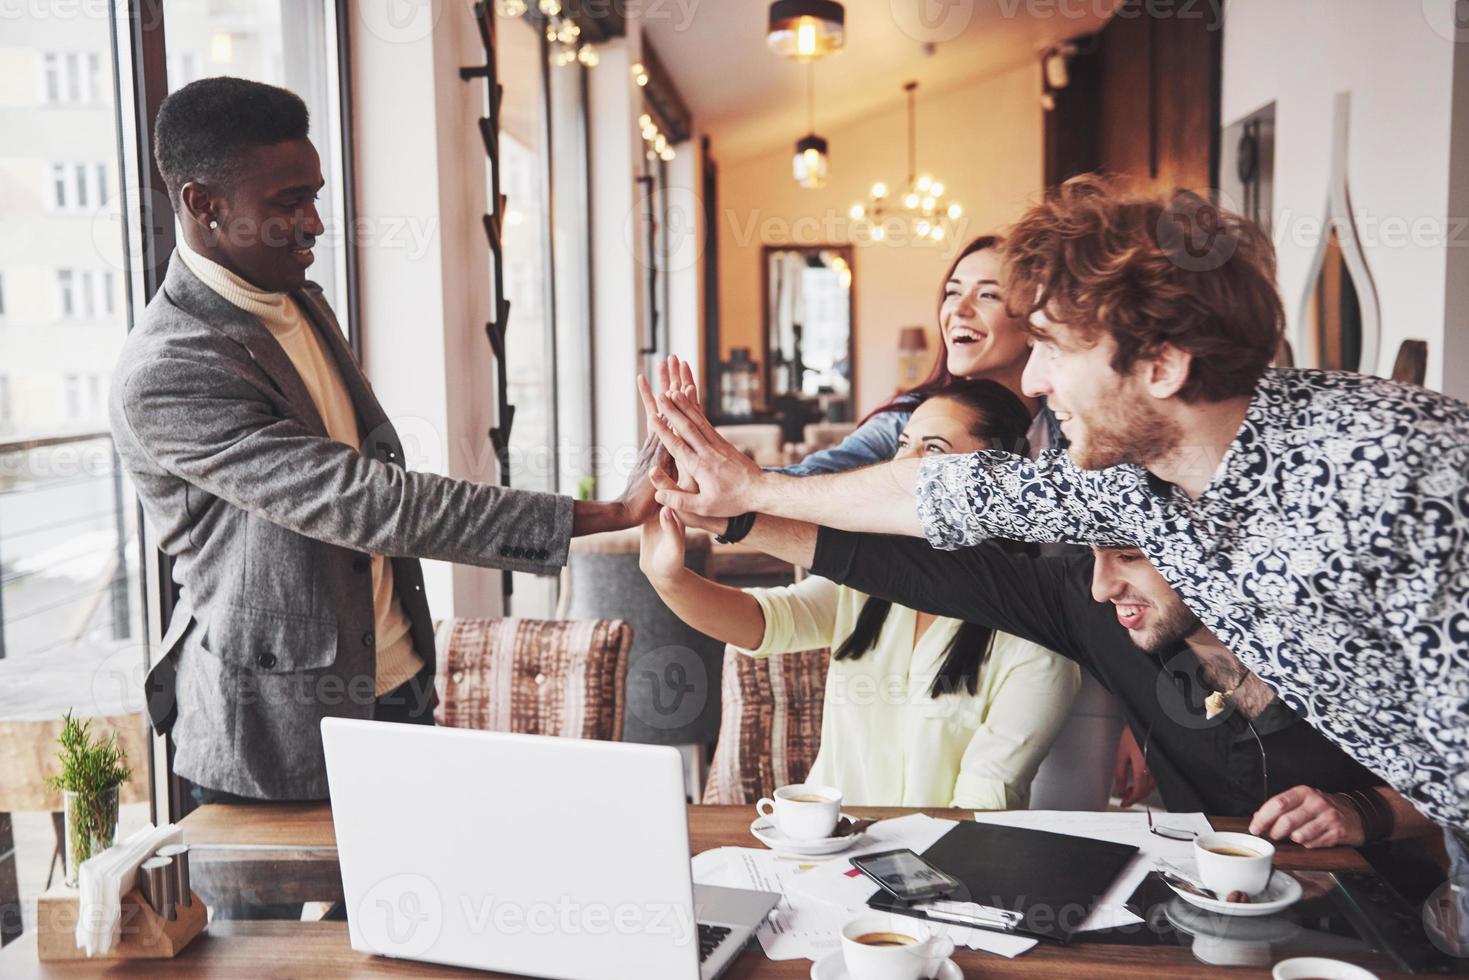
[209,220,218,229]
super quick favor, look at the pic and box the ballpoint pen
[914,899,1023,930]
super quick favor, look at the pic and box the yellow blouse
[741,576,1080,810]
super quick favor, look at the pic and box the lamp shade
[897,326,928,352]
[793,134,828,189]
[767,0,844,61]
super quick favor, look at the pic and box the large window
[0,1,354,946]
[495,14,593,617]
[0,6,149,942]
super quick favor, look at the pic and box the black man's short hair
[154,76,309,209]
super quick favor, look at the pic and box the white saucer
[1165,870,1303,917]
[750,815,866,855]
[810,949,963,980]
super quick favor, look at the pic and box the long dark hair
[859,235,1006,427]
[833,378,1032,698]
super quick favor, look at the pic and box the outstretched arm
[649,468,820,568]
[639,507,766,650]
[640,375,925,536]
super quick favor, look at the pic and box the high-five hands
[637,354,763,520]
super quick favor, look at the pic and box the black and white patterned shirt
[917,368,1469,831]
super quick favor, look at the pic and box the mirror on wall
[762,245,855,423]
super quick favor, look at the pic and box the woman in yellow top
[639,380,1080,810]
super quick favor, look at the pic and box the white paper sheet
[691,814,1040,961]
[691,844,850,960]
[969,809,1214,933]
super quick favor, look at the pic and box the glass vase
[63,785,120,888]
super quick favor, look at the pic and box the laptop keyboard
[698,923,732,963]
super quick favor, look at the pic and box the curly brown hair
[1004,175,1285,403]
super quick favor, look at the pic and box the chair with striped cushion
[701,645,830,805]
[433,617,633,741]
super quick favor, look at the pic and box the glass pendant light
[794,135,828,188]
[793,64,828,188]
[767,1,844,61]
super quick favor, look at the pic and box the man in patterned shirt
[644,179,1468,887]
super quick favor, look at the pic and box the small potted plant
[47,711,131,887]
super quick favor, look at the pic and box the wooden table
[0,805,1413,978]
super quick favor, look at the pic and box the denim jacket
[780,398,1060,476]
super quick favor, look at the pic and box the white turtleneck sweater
[176,235,424,696]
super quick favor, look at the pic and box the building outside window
[63,372,82,421]
[56,268,75,317]
[49,162,65,209]
[41,52,59,102]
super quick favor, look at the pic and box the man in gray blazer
[110,77,655,803]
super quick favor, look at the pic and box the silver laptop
[321,719,779,979]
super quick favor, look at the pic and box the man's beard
[1070,388,1184,470]
[1129,597,1204,653]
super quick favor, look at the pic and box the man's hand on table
[1249,785,1365,848]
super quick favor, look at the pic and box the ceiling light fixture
[849,81,962,244]
[498,0,600,69]
[792,63,828,188]
[767,0,844,61]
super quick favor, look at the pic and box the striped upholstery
[432,617,633,741]
[702,645,829,804]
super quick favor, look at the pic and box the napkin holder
[36,885,206,961]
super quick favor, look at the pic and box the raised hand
[638,505,688,585]
[649,466,726,535]
[616,431,665,527]
[637,375,762,519]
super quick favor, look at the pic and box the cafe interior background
[2,0,1468,948]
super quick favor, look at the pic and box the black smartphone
[849,848,962,903]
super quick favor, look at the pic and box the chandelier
[498,0,599,67]
[849,82,962,243]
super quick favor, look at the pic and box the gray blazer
[109,255,573,799]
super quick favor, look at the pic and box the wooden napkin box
[36,885,206,960]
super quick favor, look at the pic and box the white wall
[1443,20,1469,401]
[716,64,1043,417]
[352,0,501,618]
[665,136,705,374]
[1222,0,1461,391]
[587,35,652,493]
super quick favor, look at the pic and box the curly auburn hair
[1004,175,1285,403]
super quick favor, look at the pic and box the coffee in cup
[840,914,954,980]
[852,932,918,947]
[754,784,842,841]
[1194,831,1275,898]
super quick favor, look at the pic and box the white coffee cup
[1194,831,1275,898]
[754,783,841,841]
[840,913,955,980]
[1271,956,1380,979]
